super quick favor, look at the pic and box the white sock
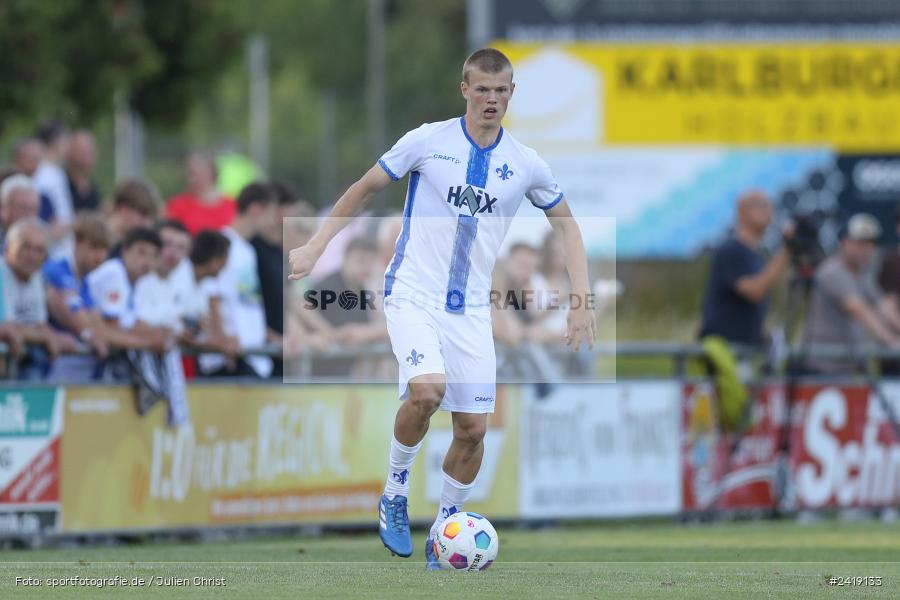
[429,471,474,540]
[383,436,422,499]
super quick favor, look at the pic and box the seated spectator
[88,227,188,423]
[301,236,387,377]
[33,121,74,259]
[134,220,193,332]
[0,175,40,246]
[11,139,55,225]
[803,214,900,373]
[43,214,110,358]
[182,230,239,356]
[108,179,160,255]
[0,175,41,241]
[0,219,78,378]
[199,182,276,378]
[878,206,900,374]
[87,227,171,353]
[133,221,237,356]
[12,138,42,179]
[166,151,235,236]
[66,130,101,213]
[699,191,790,346]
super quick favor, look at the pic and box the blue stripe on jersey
[445,214,478,313]
[460,116,502,189]
[535,192,564,210]
[378,159,400,181]
[384,171,420,297]
[465,145,492,188]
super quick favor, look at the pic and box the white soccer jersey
[379,116,562,315]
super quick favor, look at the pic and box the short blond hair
[462,48,513,83]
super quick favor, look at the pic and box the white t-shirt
[86,258,137,329]
[134,259,194,331]
[378,116,563,315]
[199,228,272,377]
[33,161,75,260]
[0,260,47,325]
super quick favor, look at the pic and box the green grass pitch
[1,520,898,599]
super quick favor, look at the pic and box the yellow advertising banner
[60,385,519,532]
[497,43,900,150]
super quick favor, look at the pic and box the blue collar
[460,116,503,152]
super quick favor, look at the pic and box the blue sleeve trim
[535,192,564,211]
[378,159,401,181]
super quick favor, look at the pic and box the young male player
[289,48,595,568]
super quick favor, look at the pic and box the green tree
[0,0,244,134]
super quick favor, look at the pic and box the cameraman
[699,190,790,346]
[803,214,900,374]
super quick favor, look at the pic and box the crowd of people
[0,121,583,392]
[0,123,312,395]
[700,189,900,375]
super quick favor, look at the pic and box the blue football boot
[425,536,443,570]
[379,495,413,557]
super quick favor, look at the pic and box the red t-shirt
[166,193,236,236]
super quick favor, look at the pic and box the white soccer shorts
[384,295,496,414]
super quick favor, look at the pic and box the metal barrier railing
[2,340,896,382]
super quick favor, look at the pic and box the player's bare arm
[545,198,595,351]
[288,163,393,280]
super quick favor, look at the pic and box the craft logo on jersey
[446,185,498,215]
[406,349,424,366]
[495,163,513,180]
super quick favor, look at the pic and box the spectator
[199,182,276,378]
[134,220,194,333]
[0,175,40,245]
[89,227,187,423]
[33,121,75,259]
[303,236,386,377]
[166,151,235,236]
[0,219,78,378]
[86,227,170,353]
[878,206,900,374]
[43,214,110,358]
[493,242,565,346]
[10,139,52,224]
[11,138,42,178]
[108,179,160,255]
[699,190,790,346]
[251,181,299,340]
[803,214,900,373]
[182,230,239,357]
[250,181,303,377]
[66,130,101,213]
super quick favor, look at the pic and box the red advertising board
[790,384,900,509]
[682,382,900,512]
[682,383,783,511]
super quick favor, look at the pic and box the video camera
[784,211,828,276]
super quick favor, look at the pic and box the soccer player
[288,48,595,568]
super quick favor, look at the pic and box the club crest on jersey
[446,185,497,215]
[496,163,513,180]
[406,349,424,366]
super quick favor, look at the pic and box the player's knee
[453,419,486,448]
[407,382,444,415]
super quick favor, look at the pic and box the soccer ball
[433,511,499,572]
